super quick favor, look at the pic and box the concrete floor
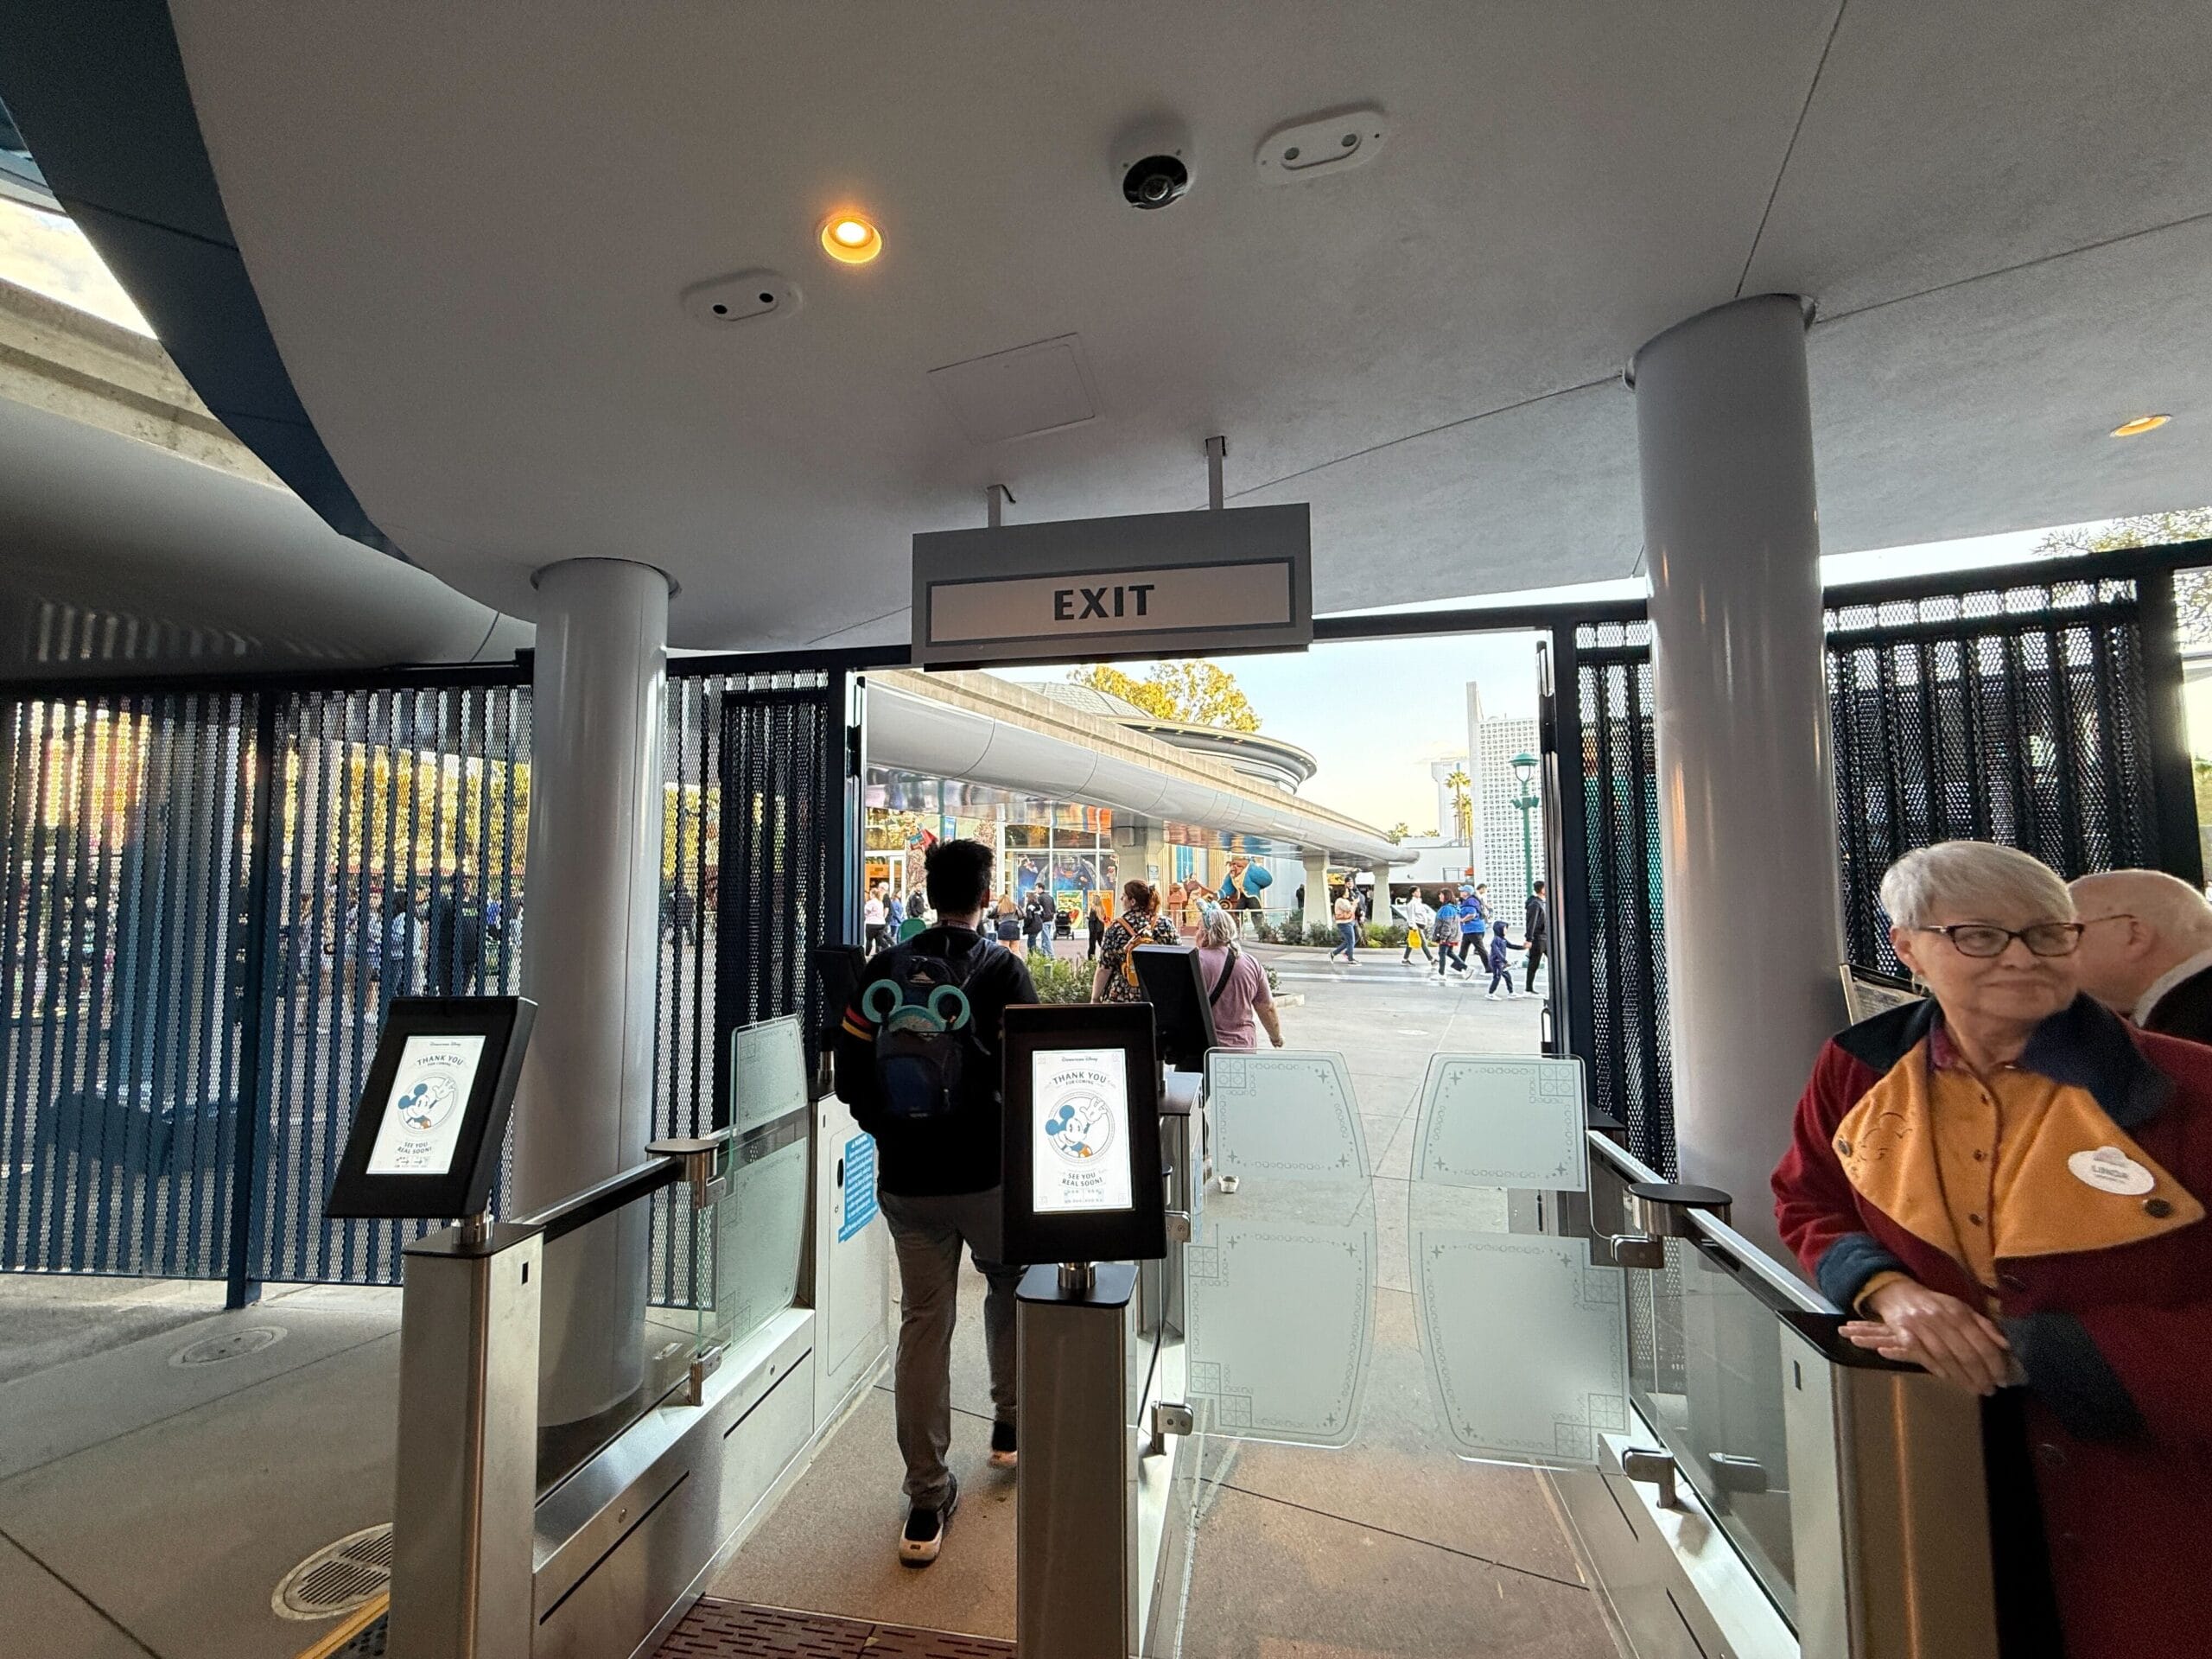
[0,1279,402,1659]
[715,950,1624,1658]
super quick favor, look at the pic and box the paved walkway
[716,956,1621,1659]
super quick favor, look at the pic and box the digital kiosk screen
[365,1033,488,1176]
[1004,1003,1166,1266]
[326,998,536,1221]
[1031,1047,1135,1215]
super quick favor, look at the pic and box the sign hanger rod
[1205,435,1228,511]
[988,483,1015,530]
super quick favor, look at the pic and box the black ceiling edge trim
[0,0,403,561]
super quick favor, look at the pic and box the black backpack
[857,943,984,1122]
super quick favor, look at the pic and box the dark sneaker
[900,1476,958,1567]
[990,1421,1018,1469]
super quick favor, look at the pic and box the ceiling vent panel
[928,334,1100,444]
[681,270,801,327]
[1255,106,1389,185]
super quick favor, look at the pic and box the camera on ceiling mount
[1113,115,1192,210]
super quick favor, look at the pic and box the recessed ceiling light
[819,212,882,265]
[2111,413,2171,437]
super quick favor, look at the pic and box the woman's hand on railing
[1838,1278,2012,1395]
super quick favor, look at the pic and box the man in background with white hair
[2069,868,2212,1045]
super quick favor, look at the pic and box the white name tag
[2068,1145,2156,1196]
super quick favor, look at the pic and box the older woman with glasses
[1772,840,2212,1659]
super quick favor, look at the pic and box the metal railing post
[387,1219,542,1659]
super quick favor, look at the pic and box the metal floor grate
[656,1600,1011,1657]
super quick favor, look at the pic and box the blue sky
[995,524,2083,830]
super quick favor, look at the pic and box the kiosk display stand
[325,997,538,1659]
[1003,1003,1166,1659]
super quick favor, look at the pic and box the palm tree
[1443,767,1473,847]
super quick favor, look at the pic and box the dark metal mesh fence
[0,690,257,1275]
[1827,575,2156,973]
[651,668,833,1304]
[1,664,842,1294]
[252,682,531,1284]
[1573,622,1675,1178]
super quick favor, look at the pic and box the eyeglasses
[1913,922,2085,958]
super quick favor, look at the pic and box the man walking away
[1523,880,1549,996]
[2069,868,2212,1042]
[835,840,1037,1567]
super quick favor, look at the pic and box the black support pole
[226,694,283,1309]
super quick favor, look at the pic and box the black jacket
[1524,893,1549,948]
[833,925,1037,1196]
[2142,962,2212,1048]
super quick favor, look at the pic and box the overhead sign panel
[912,503,1312,666]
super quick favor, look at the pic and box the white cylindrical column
[1300,852,1332,929]
[512,558,671,1426]
[1632,294,1844,1261]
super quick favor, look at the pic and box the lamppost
[1510,753,1540,909]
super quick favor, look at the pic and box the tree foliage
[1068,660,1262,732]
[1442,766,1473,844]
[2036,507,2212,643]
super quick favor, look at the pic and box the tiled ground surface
[658,1599,1011,1656]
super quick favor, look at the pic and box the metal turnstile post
[388,1219,543,1659]
[1015,1260,1138,1659]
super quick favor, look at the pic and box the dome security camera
[1113,117,1193,210]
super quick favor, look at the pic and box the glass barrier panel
[1627,1233,1801,1623]
[701,1118,810,1357]
[1411,1054,1589,1192]
[1205,1049,1369,1182]
[1412,1224,1628,1466]
[1189,1051,1375,1446]
[1185,1216,1374,1446]
[730,1015,809,1134]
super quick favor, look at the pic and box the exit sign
[912,504,1313,667]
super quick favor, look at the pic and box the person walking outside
[1462,884,1491,973]
[1433,890,1468,977]
[1484,923,1521,999]
[1327,891,1359,963]
[863,885,889,954]
[1093,880,1177,1001]
[1085,894,1106,960]
[1523,880,1549,996]
[992,891,1025,957]
[835,839,1036,1567]
[1196,906,1283,1052]
[1401,890,1435,965]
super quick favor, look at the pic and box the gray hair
[1878,841,2074,928]
[2069,868,2212,948]
[1197,906,1237,948]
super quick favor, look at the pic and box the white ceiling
[162,1,2212,649]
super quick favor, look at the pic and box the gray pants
[877,1185,1023,1506]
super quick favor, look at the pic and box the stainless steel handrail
[1586,1126,1667,1186]
[1686,1207,1839,1316]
